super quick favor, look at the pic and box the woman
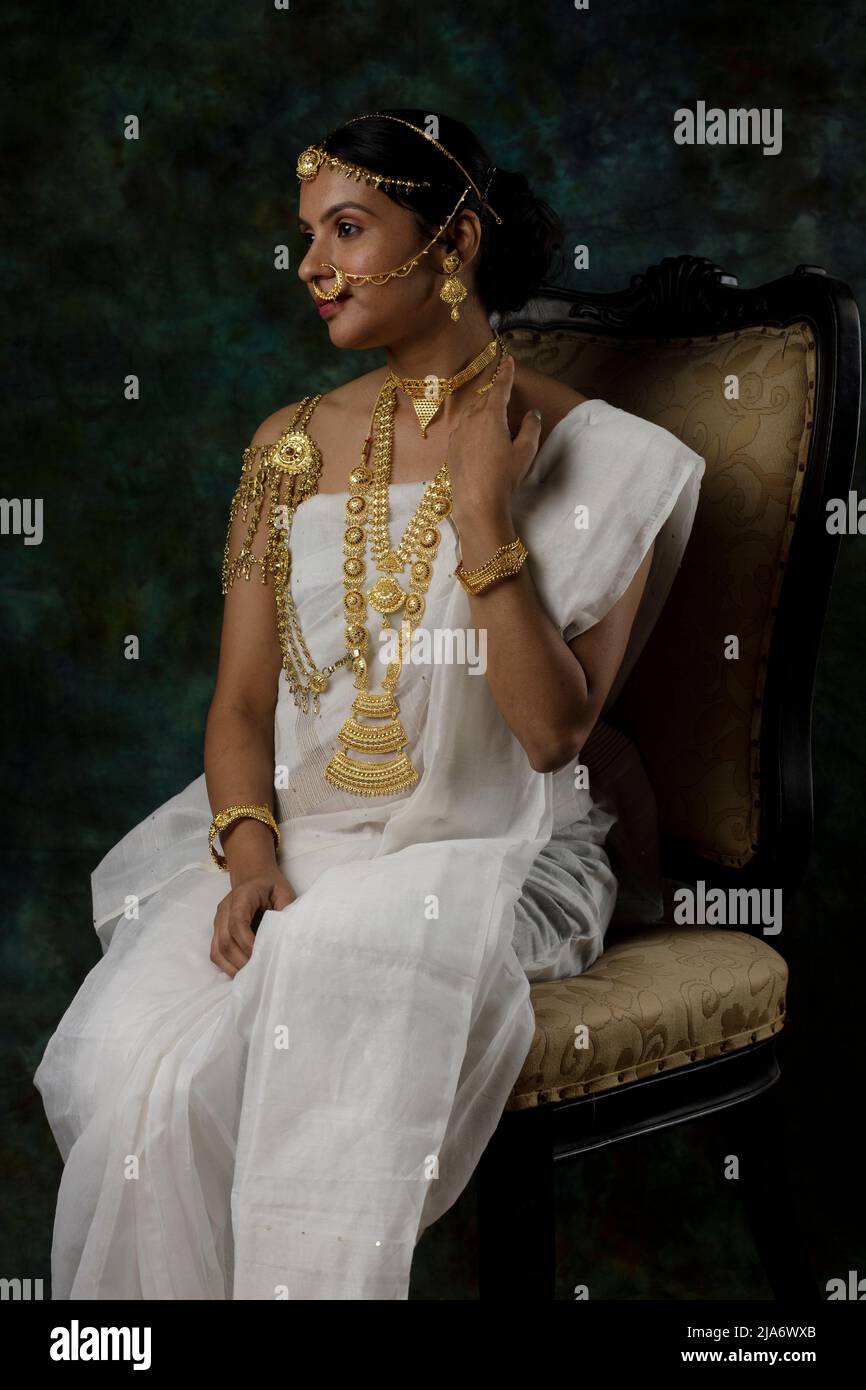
[34,109,705,1299]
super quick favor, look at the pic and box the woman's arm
[204,412,300,975]
[456,512,653,772]
[205,440,284,881]
[447,356,654,773]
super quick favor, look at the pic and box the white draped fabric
[34,398,704,1299]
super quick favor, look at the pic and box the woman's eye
[299,221,360,246]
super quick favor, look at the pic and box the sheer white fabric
[33,398,704,1299]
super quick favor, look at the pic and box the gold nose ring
[313,263,346,301]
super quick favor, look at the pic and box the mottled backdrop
[3,0,864,1298]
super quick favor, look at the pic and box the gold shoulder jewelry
[221,397,353,715]
[209,803,281,871]
[389,334,509,436]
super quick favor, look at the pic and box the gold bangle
[453,534,528,595]
[208,803,281,872]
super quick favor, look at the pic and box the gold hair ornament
[300,113,503,304]
[341,113,503,224]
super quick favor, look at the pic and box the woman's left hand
[446,352,542,530]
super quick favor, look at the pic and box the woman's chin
[326,317,392,351]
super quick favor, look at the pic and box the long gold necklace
[225,342,506,793]
[323,378,452,795]
[323,338,510,795]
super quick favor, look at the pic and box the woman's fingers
[210,932,241,978]
[214,939,246,977]
[271,881,296,911]
[211,888,255,977]
[514,408,544,481]
[210,875,298,978]
[227,894,258,957]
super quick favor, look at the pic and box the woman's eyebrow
[297,201,381,228]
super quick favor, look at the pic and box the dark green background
[3,0,864,1298]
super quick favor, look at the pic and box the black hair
[318,108,566,316]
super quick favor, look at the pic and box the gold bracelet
[453,534,529,595]
[208,803,281,872]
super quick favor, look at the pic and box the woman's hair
[318,109,566,316]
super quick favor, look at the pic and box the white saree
[33,397,705,1299]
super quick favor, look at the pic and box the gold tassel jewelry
[323,378,454,797]
[389,333,509,437]
[221,397,354,716]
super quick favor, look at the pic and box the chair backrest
[497,256,860,899]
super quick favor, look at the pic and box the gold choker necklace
[388,333,508,436]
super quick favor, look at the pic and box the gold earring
[439,251,467,322]
[313,263,346,301]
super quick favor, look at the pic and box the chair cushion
[507,924,787,1111]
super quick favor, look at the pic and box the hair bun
[474,167,566,315]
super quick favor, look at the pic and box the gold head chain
[297,112,503,300]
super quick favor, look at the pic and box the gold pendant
[323,748,419,796]
[367,575,406,614]
[336,716,409,754]
[411,394,442,437]
[439,273,467,322]
[352,689,399,718]
[325,376,451,798]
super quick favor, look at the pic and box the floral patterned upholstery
[506,924,786,1111]
[503,322,815,867]
[501,322,807,1107]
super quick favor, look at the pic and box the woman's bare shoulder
[248,368,387,448]
[509,361,593,442]
[512,361,592,413]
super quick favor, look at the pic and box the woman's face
[297,167,465,350]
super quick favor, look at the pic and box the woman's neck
[383,305,501,426]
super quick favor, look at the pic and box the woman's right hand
[210,869,297,978]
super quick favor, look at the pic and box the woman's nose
[299,249,334,287]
